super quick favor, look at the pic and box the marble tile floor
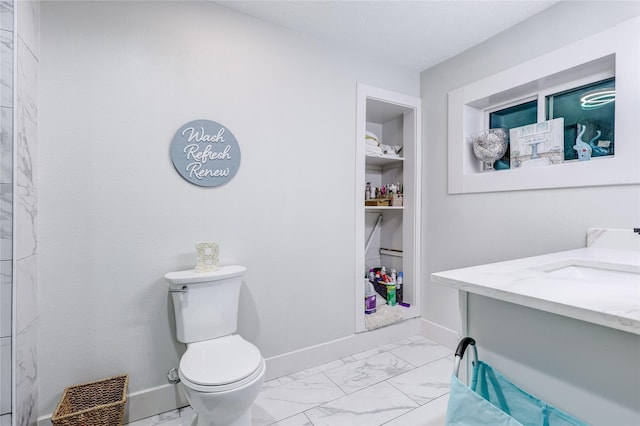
[127,335,454,426]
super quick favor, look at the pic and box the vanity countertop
[431,247,640,335]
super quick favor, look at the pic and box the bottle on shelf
[386,281,397,306]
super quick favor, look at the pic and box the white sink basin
[535,260,640,285]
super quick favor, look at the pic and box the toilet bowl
[165,266,265,426]
[179,336,265,426]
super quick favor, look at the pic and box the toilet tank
[165,265,247,343]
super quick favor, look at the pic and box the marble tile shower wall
[15,1,39,425]
[0,1,14,425]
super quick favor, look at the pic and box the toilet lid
[180,335,263,386]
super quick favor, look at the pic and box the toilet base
[191,408,251,426]
[180,358,265,426]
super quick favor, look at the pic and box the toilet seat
[179,335,264,393]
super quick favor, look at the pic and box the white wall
[38,0,419,417]
[421,1,640,333]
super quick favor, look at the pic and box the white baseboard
[419,317,459,349]
[264,318,421,381]
[125,384,189,424]
[39,317,458,425]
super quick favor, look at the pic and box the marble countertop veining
[431,247,640,335]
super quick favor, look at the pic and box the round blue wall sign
[170,120,241,187]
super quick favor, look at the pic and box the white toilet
[165,265,265,426]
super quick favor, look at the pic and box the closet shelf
[380,248,403,257]
[365,206,403,212]
[365,155,404,167]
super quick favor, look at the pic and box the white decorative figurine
[195,242,219,272]
[573,124,592,161]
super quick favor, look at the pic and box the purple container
[365,294,376,314]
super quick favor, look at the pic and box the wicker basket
[51,375,129,426]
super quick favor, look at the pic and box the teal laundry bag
[446,353,589,425]
[446,373,523,426]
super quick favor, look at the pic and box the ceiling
[213,1,558,72]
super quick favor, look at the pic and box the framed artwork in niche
[509,118,564,168]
